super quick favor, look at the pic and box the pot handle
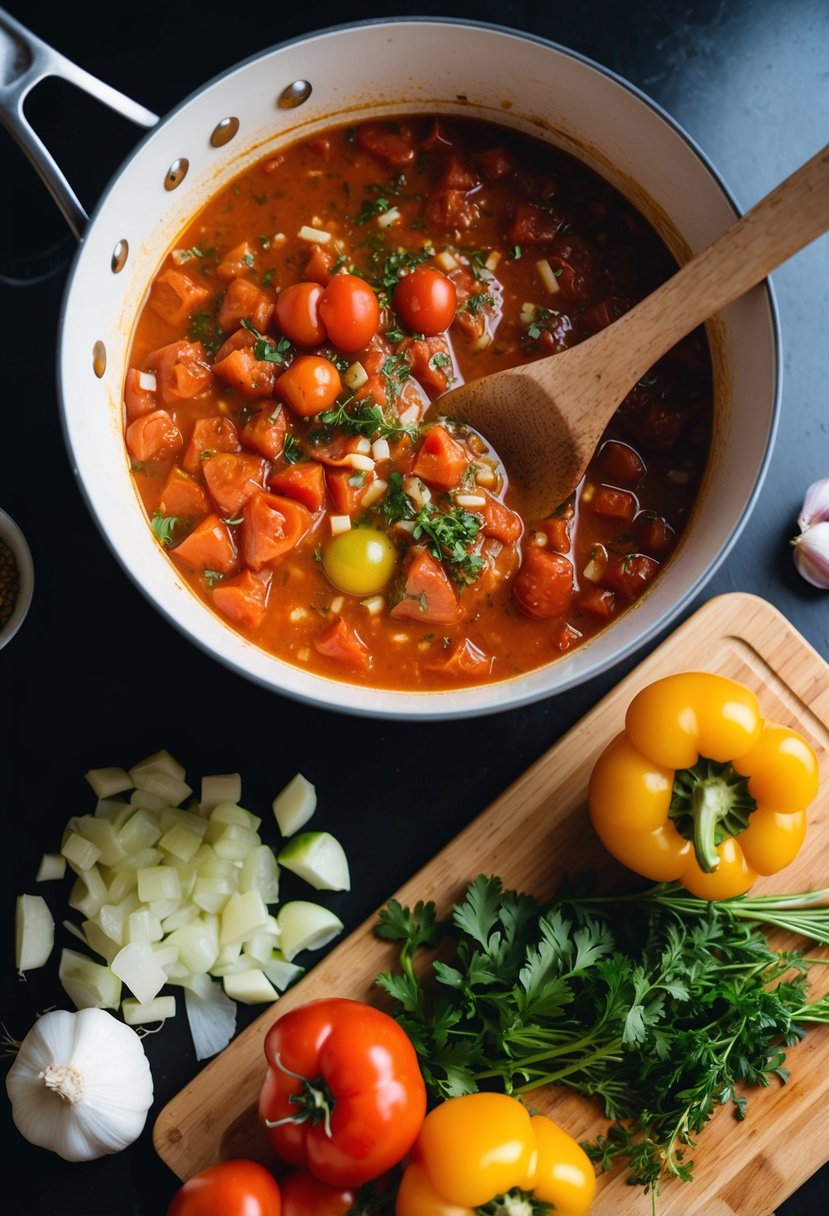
[0,7,158,240]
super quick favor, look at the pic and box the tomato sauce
[124,115,712,690]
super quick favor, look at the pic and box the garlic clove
[797,477,829,533]
[792,519,829,589]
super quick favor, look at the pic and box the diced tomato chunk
[304,245,335,285]
[148,340,212,406]
[313,616,371,670]
[183,416,240,476]
[150,268,212,327]
[241,491,313,571]
[216,241,257,282]
[212,569,269,630]
[601,553,660,600]
[509,203,562,244]
[411,425,468,492]
[242,404,287,461]
[588,486,637,523]
[325,467,374,516]
[269,461,326,512]
[546,237,598,302]
[202,451,267,515]
[513,546,574,619]
[537,516,572,554]
[479,493,523,545]
[356,123,416,168]
[421,119,454,153]
[124,368,157,421]
[599,440,646,485]
[435,154,480,193]
[402,336,454,393]
[576,585,616,620]
[475,147,515,180]
[218,277,275,333]
[214,326,257,363]
[430,637,493,679]
[390,548,461,624]
[213,345,276,399]
[424,189,480,232]
[172,514,238,574]
[125,410,182,464]
[635,511,675,552]
[159,468,209,519]
[582,296,629,332]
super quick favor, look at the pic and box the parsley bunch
[375,875,829,1195]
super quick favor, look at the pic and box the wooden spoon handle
[583,141,829,394]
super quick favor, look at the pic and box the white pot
[4,16,778,719]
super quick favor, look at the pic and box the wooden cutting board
[153,592,829,1215]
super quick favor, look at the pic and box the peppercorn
[0,538,20,629]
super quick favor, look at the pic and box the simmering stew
[124,115,712,690]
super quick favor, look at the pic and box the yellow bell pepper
[588,671,819,899]
[395,1092,596,1216]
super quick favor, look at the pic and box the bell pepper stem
[690,778,732,872]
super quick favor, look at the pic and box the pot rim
[55,16,781,720]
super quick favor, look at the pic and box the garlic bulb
[5,1008,153,1161]
[792,479,829,589]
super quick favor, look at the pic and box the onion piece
[184,979,237,1060]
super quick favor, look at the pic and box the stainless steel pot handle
[0,6,158,239]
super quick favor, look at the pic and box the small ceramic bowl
[0,509,34,650]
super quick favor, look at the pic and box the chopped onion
[36,752,345,1055]
[184,980,237,1060]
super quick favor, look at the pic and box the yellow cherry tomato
[322,527,397,595]
[588,671,819,899]
[395,1093,595,1216]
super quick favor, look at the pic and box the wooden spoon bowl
[432,143,829,521]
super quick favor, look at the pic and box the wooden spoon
[431,142,829,520]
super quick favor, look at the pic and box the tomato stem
[262,1051,335,1137]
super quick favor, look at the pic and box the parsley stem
[511,1039,625,1093]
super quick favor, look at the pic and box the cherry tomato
[167,1159,281,1216]
[393,266,457,336]
[275,281,326,346]
[318,274,380,351]
[275,356,342,417]
[258,997,426,1187]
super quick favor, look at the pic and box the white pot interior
[58,19,778,719]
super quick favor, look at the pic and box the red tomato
[258,997,426,1187]
[318,274,380,351]
[167,1159,281,1216]
[275,356,342,417]
[279,1169,356,1216]
[393,266,456,336]
[275,281,326,346]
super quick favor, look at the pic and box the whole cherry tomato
[167,1159,281,1216]
[275,281,326,346]
[318,274,380,351]
[275,355,342,416]
[258,997,426,1188]
[393,266,456,336]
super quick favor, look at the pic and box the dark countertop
[1,1,827,1212]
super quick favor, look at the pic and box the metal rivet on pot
[278,80,312,109]
[111,240,129,274]
[165,158,189,191]
[211,117,240,147]
[92,341,107,379]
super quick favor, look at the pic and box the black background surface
[1,1,827,1212]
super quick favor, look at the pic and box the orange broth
[124,115,712,690]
